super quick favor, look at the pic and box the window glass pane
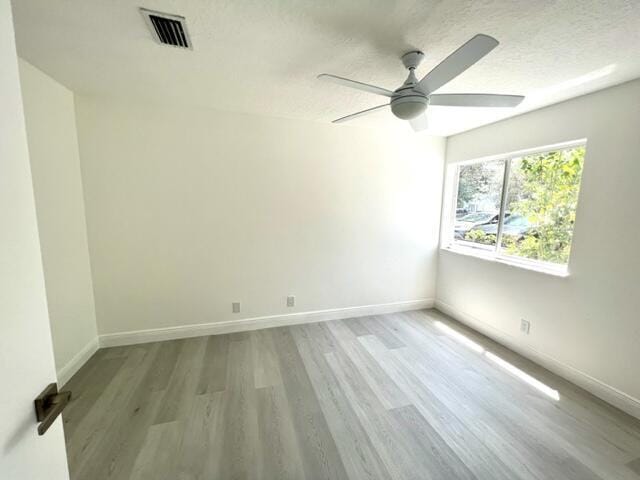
[454,160,505,247]
[500,146,585,265]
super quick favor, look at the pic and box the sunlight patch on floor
[434,320,485,353]
[485,352,560,400]
[433,320,560,401]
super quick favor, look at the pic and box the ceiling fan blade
[429,93,524,108]
[416,34,499,94]
[333,104,389,123]
[409,112,428,132]
[318,74,394,98]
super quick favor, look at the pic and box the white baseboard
[57,337,100,387]
[99,298,434,348]
[434,299,640,421]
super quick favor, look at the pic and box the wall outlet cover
[287,295,295,307]
[520,319,531,334]
[232,302,240,313]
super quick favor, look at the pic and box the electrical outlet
[520,319,530,334]
[232,302,240,313]
[286,295,295,307]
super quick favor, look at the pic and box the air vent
[140,8,192,49]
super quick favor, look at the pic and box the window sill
[441,245,570,278]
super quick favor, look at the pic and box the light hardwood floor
[62,309,640,479]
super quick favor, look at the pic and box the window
[444,141,586,274]
[453,160,505,248]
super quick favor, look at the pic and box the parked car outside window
[474,214,531,239]
[454,212,496,239]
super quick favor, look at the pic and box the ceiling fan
[318,34,524,132]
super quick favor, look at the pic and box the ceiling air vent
[140,8,192,49]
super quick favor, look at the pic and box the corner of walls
[18,59,100,386]
[57,337,100,387]
[55,91,101,388]
[70,90,100,342]
[433,134,450,301]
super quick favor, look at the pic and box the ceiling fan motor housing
[391,89,428,120]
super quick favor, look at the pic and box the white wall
[74,96,445,337]
[0,1,69,476]
[437,79,640,415]
[19,59,98,385]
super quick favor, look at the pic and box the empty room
[3,0,640,479]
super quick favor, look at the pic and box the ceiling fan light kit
[390,95,428,120]
[318,34,525,132]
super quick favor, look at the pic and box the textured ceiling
[12,0,640,136]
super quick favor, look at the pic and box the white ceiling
[12,0,640,136]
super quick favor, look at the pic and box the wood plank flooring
[62,309,640,479]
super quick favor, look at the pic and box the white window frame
[440,139,587,277]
